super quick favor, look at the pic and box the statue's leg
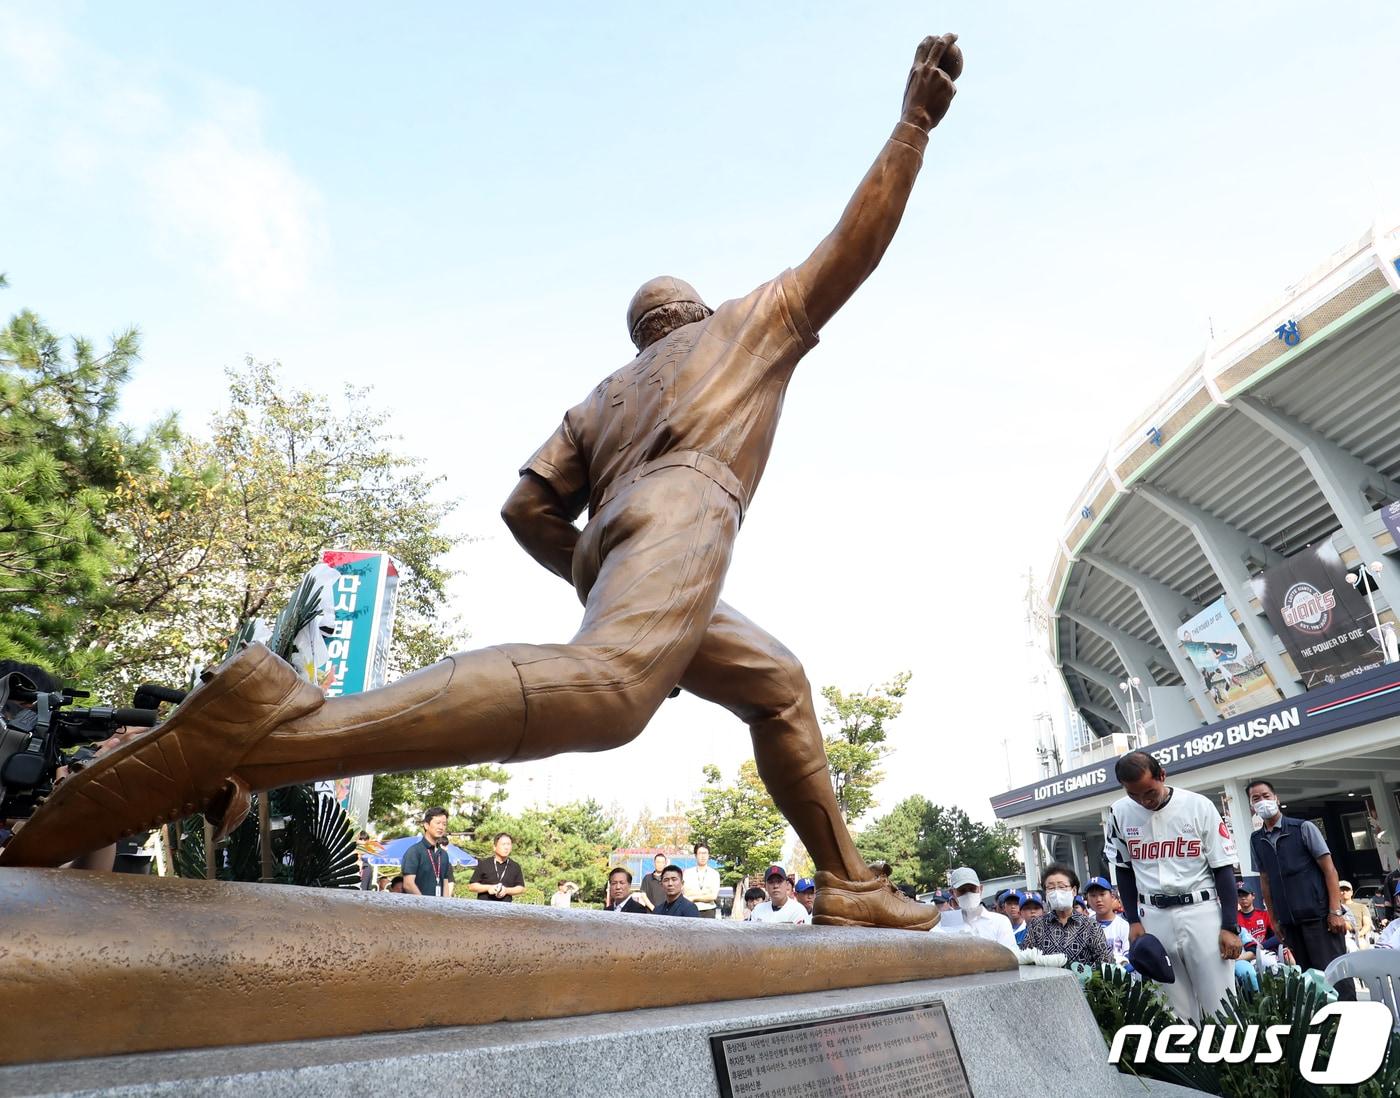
[0,471,737,868]
[249,467,742,777]
[679,602,938,932]
[678,601,868,881]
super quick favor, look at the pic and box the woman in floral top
[1023,863,1113,966]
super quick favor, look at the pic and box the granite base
[0,968,1204,1098]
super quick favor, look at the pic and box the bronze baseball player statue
[3,35,963,931]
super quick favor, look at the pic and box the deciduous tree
[821,671,910,824]
[685,760,786,885]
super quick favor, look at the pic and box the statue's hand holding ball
[902,33,961,132]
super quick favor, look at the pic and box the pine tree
[0,277,173,677]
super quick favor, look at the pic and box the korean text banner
[1251,542,1382,689]
[1177,596,1278,718]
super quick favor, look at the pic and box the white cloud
[147,116,322,310]
[0,7,322,311]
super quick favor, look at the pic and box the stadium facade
[991,218,1400,894]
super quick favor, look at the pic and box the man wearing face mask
[940,867,1017,952]
[1106,752,1242,1021]
[1021,864,1112,965]
[1247,778,1354,1000]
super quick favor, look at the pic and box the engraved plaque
[709,1001,972,1097]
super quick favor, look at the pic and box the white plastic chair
[1325,951,1400,1030]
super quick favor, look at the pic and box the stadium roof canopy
[1046,218,1400,745]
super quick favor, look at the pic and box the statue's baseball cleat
[812,870,942,932]
[0,644,323,868]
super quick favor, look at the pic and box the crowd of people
[929,752,1388,1022]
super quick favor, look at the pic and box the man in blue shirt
[654,864,700,917]
[400,807,453,898]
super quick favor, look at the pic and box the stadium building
[991,218,1400,899]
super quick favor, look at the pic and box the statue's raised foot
[0,644,322,868]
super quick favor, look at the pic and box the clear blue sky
[4,3,1398,825]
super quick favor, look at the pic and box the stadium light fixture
[1346,561,1391,664]
[1118,677,1146,748]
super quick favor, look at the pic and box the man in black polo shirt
[468,831,526,901]
[401,807,454,897]
[654,864,699,916]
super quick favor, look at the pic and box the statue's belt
[592,450,748,522]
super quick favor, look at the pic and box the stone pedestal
[0,969,1206,1098]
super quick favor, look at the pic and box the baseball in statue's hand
[902,34,960,132]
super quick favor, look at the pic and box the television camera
[0,673,186,821]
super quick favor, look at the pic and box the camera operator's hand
[54,727,146,786]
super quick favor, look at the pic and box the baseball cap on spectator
[1128,933,1176,983]
[795,877,815,893]
[1074,894,1086,906]
[949,866,980,890]
[764,865,787,882]
[1338,879,1353,891]
[1021,891,1045,911]
[1085,876,1113,893]
[1238,885,1254,896]
[931,890,952,905]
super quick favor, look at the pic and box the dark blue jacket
[1250,817,1328,925]
[655,895,701,917]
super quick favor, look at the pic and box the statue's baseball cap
[764,864,787,882]
[1127,933,1176,984]
[626,276,707,343]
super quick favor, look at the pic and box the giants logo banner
[1251,542,1382,689]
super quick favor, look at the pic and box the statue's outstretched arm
[501,472,583,585]
[794,34,961,333]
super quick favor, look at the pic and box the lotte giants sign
[991,661,1400,818]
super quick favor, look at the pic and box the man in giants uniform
[1106,752,1243,1020]
[3,38,965,937]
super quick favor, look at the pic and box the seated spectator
[654,865,700,917]
[1022,864,1112,966]
[943,866,1016,952]
[1237,885,1272,941]
[1340,880,1373,949]
[1085,876,1129,963]
[750,865,809,925]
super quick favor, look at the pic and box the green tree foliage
[820,671,910,824]
[370,764,511,838]
[471,798,623,905]
[685,760,786,885]
[86,358,466,701]
[857,795,1021,890]
[0,282,174,677]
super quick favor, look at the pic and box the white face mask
[1047,888,1075,912]
[956,892,982,914]
[1254,799,1280,821]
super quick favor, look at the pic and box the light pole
[1346,560,1392,664]
[1119,676,1145,748]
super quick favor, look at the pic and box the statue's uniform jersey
[1106,787,1236,1020]
[522,269,818,521]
